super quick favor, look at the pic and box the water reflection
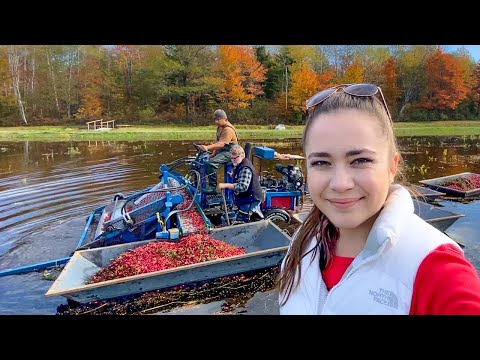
[400,135,480,182]
[0,137,479,314]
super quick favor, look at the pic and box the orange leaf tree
[341,62,364,84]
[418,49,468,110]
[381,57,400,117]
[471,61,480,115]
[216,45,267,111]
[289,65,335,112]
[289,64,320,112]
[75,54,104,120]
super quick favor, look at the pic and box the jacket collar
[303,184,414,260]
[358,184,414,260]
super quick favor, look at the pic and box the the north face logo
[369,288,398,309]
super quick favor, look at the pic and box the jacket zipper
[317,238,391,314]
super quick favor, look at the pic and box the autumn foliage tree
[341,62,364,84]
[289,64,320,112]
[75,56,104,120]
[381,57,400,116]
[111,45,144,102]
[289,65,335,112]
[471,61,480,116]
[418,49,468,110]
[1,45,480,125]
[216,45,267,111]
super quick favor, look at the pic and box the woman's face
[304,109,399,233]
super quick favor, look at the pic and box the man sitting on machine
[218,144,264,222]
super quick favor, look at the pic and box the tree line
[1,45,480,126]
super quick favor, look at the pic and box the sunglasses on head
[305,83,392,122]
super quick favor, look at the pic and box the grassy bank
[0,121,480,141]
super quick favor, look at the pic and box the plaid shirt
[233,166,252,194]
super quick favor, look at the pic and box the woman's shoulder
[420,242,468,266]
[404,211,460,249]
[418,243,478,281]
[411,243,480,314]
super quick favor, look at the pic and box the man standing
[197,109,239,192]
[218,145,264,222]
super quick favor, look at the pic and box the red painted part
[261,196,293,210]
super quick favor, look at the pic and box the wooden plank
[101,120,115,129]
[85,119,104,131]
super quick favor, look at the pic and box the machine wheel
[263,207,291,224]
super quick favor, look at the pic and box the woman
[277,83,480,315]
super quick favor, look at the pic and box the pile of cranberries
[88,233,245,283]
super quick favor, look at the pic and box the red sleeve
[410,243,480,315]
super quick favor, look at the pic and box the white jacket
[279,184,461,315]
